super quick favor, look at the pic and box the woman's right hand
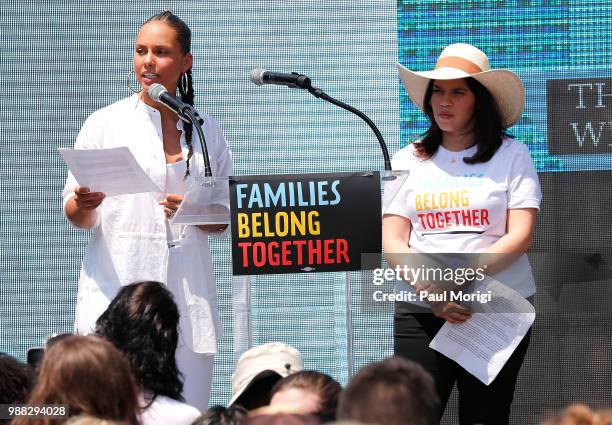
[65,186,105,229]
[73,186,105,210]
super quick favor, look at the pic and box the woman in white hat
[383,43,542,424]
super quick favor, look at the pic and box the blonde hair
[542,404,612,425]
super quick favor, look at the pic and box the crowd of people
[0,287,609,424]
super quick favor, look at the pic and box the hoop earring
[180,72,189,94]
[127,70,142,94]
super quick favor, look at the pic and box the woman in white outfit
[62,11,232,410]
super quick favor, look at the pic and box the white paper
[172,176,230,225]
[429,278,535,385]
[59,147,161,196]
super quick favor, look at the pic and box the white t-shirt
[139,395,201,425]
[385,138,542,297]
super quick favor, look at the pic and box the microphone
[148,83,201,124]
[249,69,312,89]
[250,71,392,170]
[148,83,211,176]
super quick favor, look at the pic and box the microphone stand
[183,108,213,177]
[306,86,392,172]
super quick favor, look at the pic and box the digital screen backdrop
[398,0,612,171]
[0,0,399,409]
[0,1,610,423]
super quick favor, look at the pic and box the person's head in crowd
[269,370,342,420]
[0,353,35,404]
[11,335,140,425]
[27,333,74,371]
[230,342,304,410]
[191,405,248,425]
[242,413,323,425]
[0,353,35,425]
[541,404,612,425]
[324,422,368,425]
[95,281,184,402]
[337,357,438,425]
[64,416,129,425]
[45,333,74,349]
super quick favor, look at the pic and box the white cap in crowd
[230,342,304,406]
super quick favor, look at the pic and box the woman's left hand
[159,193,183,219]
[431,301,472,324]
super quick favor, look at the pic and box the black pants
[394,301,531,425]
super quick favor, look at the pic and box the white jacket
[63,94,232,354]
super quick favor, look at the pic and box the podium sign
[230,172,381,275]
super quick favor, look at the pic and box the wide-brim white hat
[397,43,525,127]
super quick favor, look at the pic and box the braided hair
[144,11,195,177]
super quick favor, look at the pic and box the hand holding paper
[171,177,230,226]
[429,278,535,385]
[159,193,183,219]
[431,301,472,324]
[59,147,162,197]
[72,186,105,210]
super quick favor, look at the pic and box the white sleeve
[211,119,233,178]
[507,143,542,210]
[208,117,233,239]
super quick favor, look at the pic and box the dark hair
[95,281,184,401]
[337,357,439,425]
[11,335,140,425]
[192,405,248,425]
[143,11,196,177]
[414,77,511,164]
[0,353,35,424]
[270,370,342,420]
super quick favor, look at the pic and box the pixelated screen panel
[0,1,610,419]
[398,0,612,172]
[0,0,398,407]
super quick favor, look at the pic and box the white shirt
[63,94,232,353]
[165,160,189,243]
[385,138,542,298]
[140,395,201,425]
